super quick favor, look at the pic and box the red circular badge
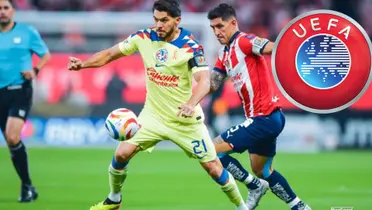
[272,10,372,114]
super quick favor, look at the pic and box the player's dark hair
[153,0,181,18]
[4,0,13,5]
[207,3,236,21]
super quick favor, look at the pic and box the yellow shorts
[125,109,217,163]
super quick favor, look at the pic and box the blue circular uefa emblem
[272,10,372,114]
[296,34,351,89]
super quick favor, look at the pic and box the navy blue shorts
[221,108,285,157]
[0,82,32,132]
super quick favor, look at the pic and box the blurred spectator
[13,0,33,10]
[14,0,372,51]
[360,0,372,38]
[56,22,87,53]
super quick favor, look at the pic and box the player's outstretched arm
[210,70,226,93]
[68,44,124,71]
[82,44,124,68]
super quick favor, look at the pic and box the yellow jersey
[118,27,209,125]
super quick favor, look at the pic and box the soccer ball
[105,108,140,141]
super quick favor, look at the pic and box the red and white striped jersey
[213,31,280,118]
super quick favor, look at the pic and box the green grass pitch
[0,147,371,210]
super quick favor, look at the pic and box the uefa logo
[296,33,350,90]
[272,10,372,114]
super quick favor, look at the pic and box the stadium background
[0,0,371,209]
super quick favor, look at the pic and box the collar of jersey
[0,22,17,34]
[224,31,241,51]
[229,31,241,45]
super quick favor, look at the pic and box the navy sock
[111,156,128,170]
[264,170,297,204]
[219,155,260,189]
[9,141,32,186]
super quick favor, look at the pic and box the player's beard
[0,18,11,28]
[162,26,175,40]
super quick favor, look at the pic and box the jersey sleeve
[238,35,269,56]
[118,32,141,56]
[188,45,209,74]
[213,57,227,75]
[29,26,49,57]
[213,48,227,75]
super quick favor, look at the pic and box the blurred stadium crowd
[11,0,371,53]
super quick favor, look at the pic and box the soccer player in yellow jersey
[68,1,248,209]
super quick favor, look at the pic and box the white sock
[242,173,262,190]
[108,192,121,203]
[288,197,301,208]
[236,203,249,210]
[243,173,254,184]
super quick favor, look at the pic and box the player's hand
[177,103,196,118]
[68,57,84,71]
[21,70,36,80]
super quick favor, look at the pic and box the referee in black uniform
[0,0,50,202]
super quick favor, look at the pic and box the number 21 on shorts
[192,139,208,158]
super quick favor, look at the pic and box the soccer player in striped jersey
[207,3,311,210]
